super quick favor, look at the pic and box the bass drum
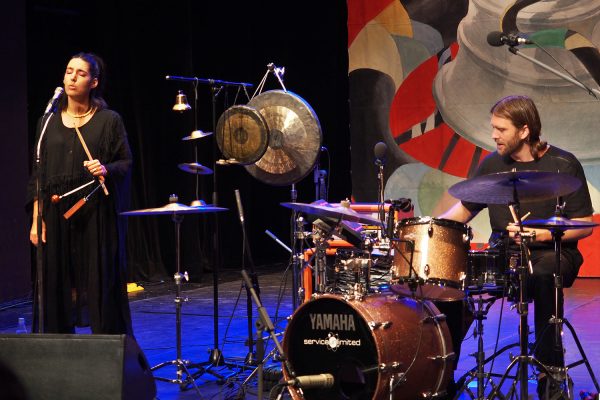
[282,294,453,400]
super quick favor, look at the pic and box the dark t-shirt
[462,146,593,250]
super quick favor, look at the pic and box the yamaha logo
[309,313,356,331]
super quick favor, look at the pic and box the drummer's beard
[496,134,524,157]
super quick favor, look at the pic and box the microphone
[385,198,413,212]
[487,31,533,47]
[44,87,64,114]
[286,373,334,389]
[374,141,387,166]
[234,189,244,224]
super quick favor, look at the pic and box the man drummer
[438,95,593,399]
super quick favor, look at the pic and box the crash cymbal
[281,202,382,225]
[448,170,581,204]
[178,162,214,175]
[182,130,213,141]
[121,202,227,216]
[522,216,598,230]
[216,105,269,165]
[246,90,322,186]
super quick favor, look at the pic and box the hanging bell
[172,90,191,112]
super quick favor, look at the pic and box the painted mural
[347,0,600,276]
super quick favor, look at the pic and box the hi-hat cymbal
[121,202,227,216]
[522,216,598,230]
[246,90,322,186]
[216,105,269,165]
[448,170,581,204]
[182,130,213,141]
[281,202,382,225]
[178,162,214,175]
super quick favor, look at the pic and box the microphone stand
[235,189,261,366]
[33,112,56,333]
[241,269,296,400]
[166,75,253,367]
[506,46,600,99]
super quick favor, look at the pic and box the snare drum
[282,294,453,399]
[392,217,471,301]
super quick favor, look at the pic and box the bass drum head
[283,294,452,400]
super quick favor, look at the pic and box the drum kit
[276,170,599,400]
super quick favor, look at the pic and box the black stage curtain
[25,0,350,282]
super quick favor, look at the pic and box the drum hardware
[520,215,600,396]
[449,170,586,399]
[120,196,230,394]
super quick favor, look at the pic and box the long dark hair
[59,52,108,111]
[490,95,547,160]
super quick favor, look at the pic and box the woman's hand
[30,217,46,246]
[83,159,106,177]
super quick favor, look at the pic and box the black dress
[27,109,133,335]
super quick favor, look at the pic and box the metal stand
[150,212,223,396]
[529,225,600,396]
[487,235,550,399]
[455,293,511,399]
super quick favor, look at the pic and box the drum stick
[74,125,109,196]
[508,206,530,224]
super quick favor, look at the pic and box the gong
[215,104,269,165]
[245,90,322,186]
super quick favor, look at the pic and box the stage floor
[1,265,599,399]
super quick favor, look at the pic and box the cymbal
[281,202,382,225]
[216,105,269,165]
[448,170,581,204]
[178,162,214,175]
[522,216,598,230]
[246,90,322,186]
[121,202,227,216]
[182,130,213,141]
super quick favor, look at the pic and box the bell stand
[166,74,253,370]
[526,204,600,396]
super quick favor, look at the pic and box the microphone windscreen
[374,141,387,160]
[486,31,505,47]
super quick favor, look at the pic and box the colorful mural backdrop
[348,0,600,276]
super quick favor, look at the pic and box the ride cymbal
[448,170,581,204]
[121,202,227,216]
[246,90,322,186]
[281,202,382,226]
[522,216,598,230]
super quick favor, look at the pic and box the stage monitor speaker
[0,334,156,400]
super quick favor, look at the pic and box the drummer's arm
[438,201,477,224]
[507,215,594,243]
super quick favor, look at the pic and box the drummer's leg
[433,299,474,397]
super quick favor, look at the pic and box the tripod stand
[121,196,229,395]
[523,216,600,397]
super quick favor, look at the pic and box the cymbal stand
[488,198,550,399]
[530,221,600,395]
[150,211,208,397]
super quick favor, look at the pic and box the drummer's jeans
[528,248,582,369]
